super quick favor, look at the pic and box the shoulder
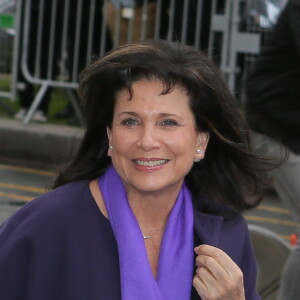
[0,179,113,259]
[0,180,96,237]
[0,180,120,299]
[15,179,89,212]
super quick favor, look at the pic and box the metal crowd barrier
[0,0,286,124]
[209,0,261,93]
[209,0,286,101]
[4,0,212,124]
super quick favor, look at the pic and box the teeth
[135,160,168,167]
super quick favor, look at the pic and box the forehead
[114,80,191,113]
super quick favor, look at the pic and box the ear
[107,127,113,157]
[195,131,210,161]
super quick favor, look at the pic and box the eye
[121,118,139,126]
[160,119,178,126]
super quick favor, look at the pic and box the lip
[132,158,170,172]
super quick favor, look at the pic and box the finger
[194,265,245,299]
[195,244,241,277]
[193,268,221,300]
[193,268,210,298]
[195,265,217,287]
[195,253,228,281]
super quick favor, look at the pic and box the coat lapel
[193,210,224,247]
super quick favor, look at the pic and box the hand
[193,244,245,300]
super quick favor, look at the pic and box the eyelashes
[121,118,139,126]
[120,118,179,127]
[160,119,178,126]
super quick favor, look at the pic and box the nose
[136,125,161,151]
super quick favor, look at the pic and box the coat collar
[193,209,224,248]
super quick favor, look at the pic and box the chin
[128,177,182,194]
[130,182,165,193]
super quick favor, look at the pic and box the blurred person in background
[248,0,287,29]
[245,1,300,299]
[105,0,156,46]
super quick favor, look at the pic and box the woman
[0,40,263,299]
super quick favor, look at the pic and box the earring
[194,148,202,162]
[109,145,113,149]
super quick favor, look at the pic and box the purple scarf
[98,165,194,300]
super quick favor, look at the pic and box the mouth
[133,159,170,167]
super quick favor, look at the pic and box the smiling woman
[0,40,267,300]
[107,80,208,196]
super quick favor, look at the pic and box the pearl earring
[109,145,113,149]
[194,148,202,162]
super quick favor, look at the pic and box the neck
[126,183,183,231]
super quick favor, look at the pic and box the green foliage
[0,14,15,29]
[0,74,11,91]
[47,88,70,125]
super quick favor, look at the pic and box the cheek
[164,134,197,155]
[111,130,132,150]
[110,132,134,165]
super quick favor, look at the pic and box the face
[107,80,209,195]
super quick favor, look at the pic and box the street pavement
[0,160,55,224]
[244,191,298,241]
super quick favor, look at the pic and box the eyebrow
[117,112,139,118]
[117,112,181,118]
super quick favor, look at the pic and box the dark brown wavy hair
[53,40,270,216]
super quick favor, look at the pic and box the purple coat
[0,180,261,299]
